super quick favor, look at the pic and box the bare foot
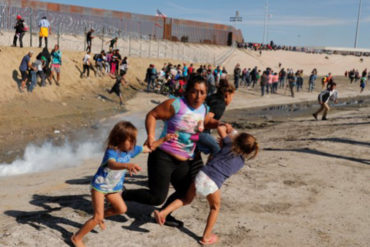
[99,221,106,230]
[71,234,86,247]
[153,210,165,226]
[200,234,219,245]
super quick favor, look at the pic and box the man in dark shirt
[19,51,33,92]
[13,15,26,47]
[233,64,241,90]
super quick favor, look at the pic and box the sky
[39,0,370,49]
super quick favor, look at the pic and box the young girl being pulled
[154,124,258,245]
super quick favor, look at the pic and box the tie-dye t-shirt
[160,97,208,159]
[91,146,143,193]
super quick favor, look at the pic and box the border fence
[0,0,243,47]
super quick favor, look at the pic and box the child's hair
[106,121,137,150]
[232,133,259,160]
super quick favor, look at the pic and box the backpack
[22,21,29,32]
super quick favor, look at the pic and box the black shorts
[120,69,126,76]
[20,70,28,81]
[110,82,121,96]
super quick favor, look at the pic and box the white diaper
[195,171,219,197]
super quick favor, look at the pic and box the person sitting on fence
[13,15,26,48]
[106,37,118,49]
[86,29,94,53]
[38,16,50,48]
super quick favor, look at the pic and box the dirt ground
[0,81,369,246]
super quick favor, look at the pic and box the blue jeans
[309,81,315,92]
[261,84,265,96]
[28,71,37,92]
[279,78,285,88]
[147,76,155,91]
[197,132,220,155]
[234,77,239,89]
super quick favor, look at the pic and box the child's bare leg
[155,183,196,225]
[72,190,105,247]
[101,192,127,229]
[202,189,221,243]
[56,72,60,85]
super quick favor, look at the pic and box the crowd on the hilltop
[237,40,307,53]
[237,40,370,57]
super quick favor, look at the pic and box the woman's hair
[185,74,207,95]
[217,79,235,96]
[106,121,137,150]
[232,133,259,160]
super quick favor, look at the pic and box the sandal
[199,234,219,245]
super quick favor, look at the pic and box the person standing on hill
[308,69,317,92]
[348,69,355,83]
[260,71,268,96]
[13,15,26,48]
[360,75,366,93]
[313,83,338,121]
[81,50,93,78]
[49,44,62,86]
[251,66,258,88]
[278,68,286,88]
[38,16,50,48]
[86,29,94,53]
[233,64,241,90]
[287,71,296,98]
[19,51,33,92]
[206,69,216,96]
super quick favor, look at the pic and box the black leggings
[82,64,90,77]
[124,148,204,206]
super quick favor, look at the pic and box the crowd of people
[18,45,62,92]
[345,68,369,92]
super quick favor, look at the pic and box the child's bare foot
[153,210,165,226]
[71,234,86,247]
[99,221,106,230]
[199,234,219,245]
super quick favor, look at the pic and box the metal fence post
[29,8,33,47]
[57,22,60,46]
[139,36,142,57]
[128,34,131,56]
[101,26,105,50]
[83,26,86,51]
[148,38,151,58]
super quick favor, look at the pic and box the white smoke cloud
[0,112,152,177]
